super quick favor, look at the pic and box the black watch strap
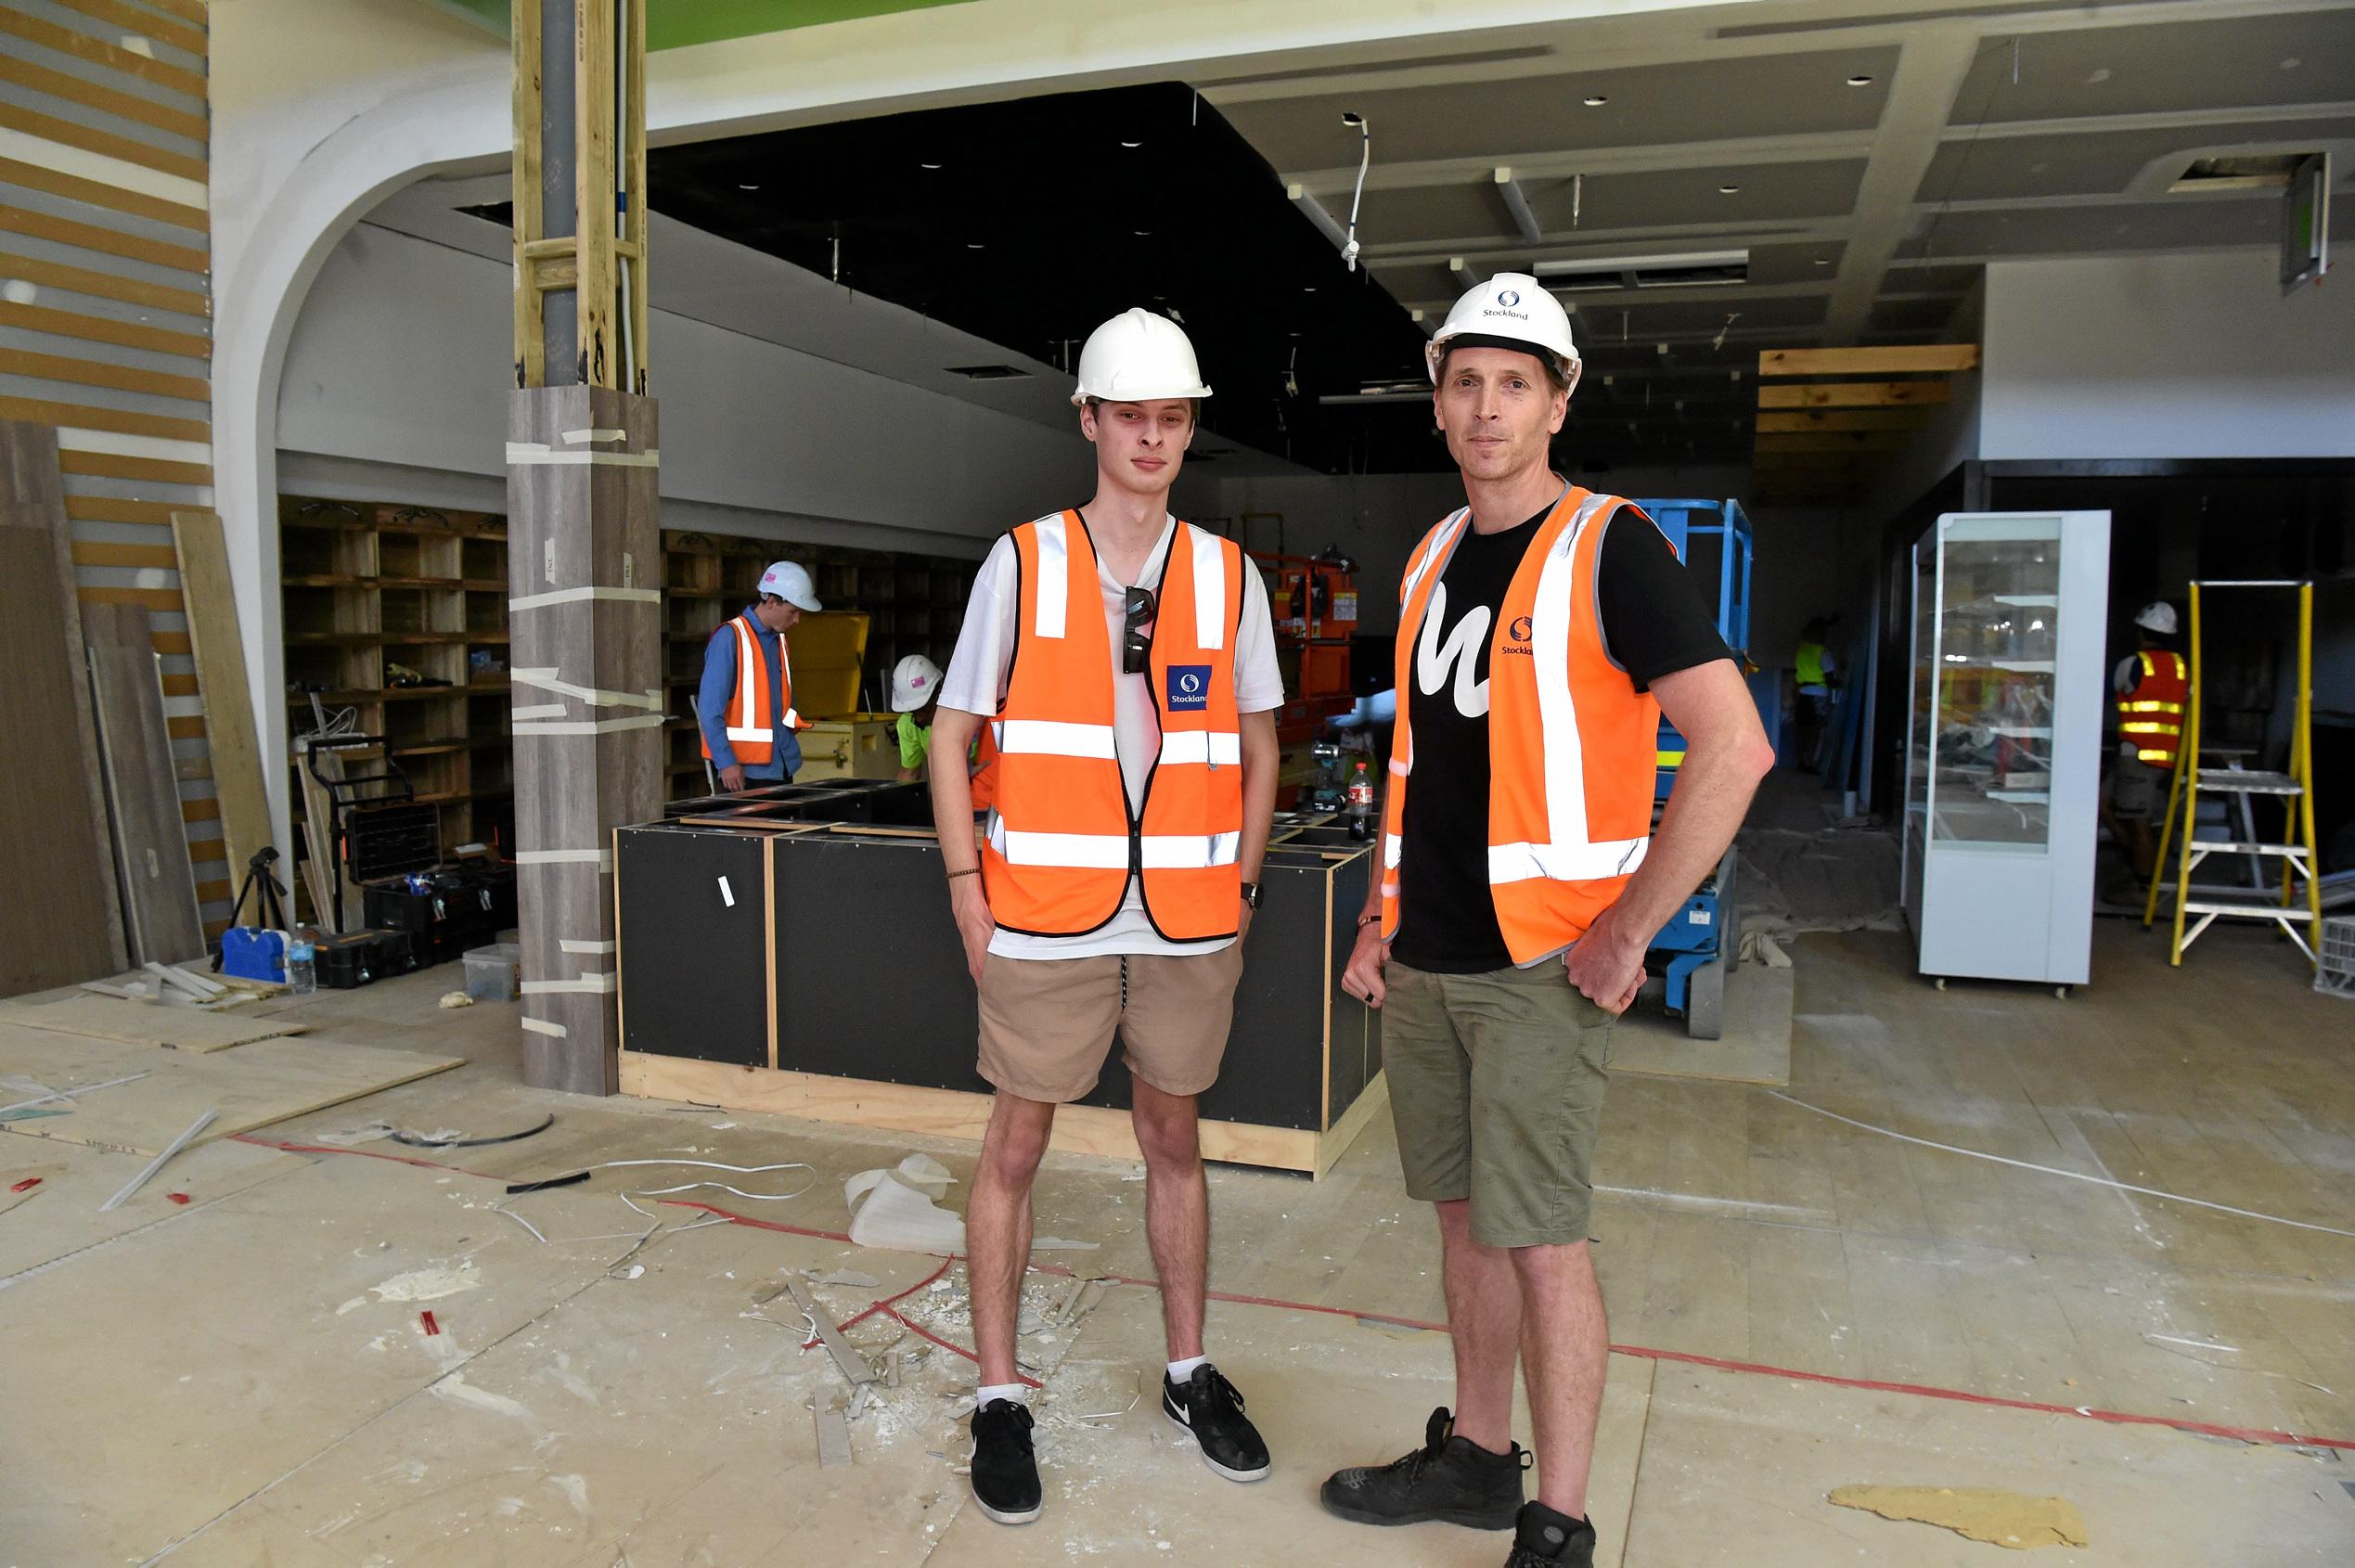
[1240,880,1262,910]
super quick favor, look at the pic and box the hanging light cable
[1339,111,1371,271]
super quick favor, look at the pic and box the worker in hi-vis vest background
[1795,616,1838,765]
[697,559,820,791]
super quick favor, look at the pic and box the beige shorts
[976,943,1247,1103]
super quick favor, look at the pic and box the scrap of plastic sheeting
[844,1158,966,1255]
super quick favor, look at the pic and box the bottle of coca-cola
[1346,762,1374,842]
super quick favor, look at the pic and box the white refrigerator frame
[1901,509,2111,988]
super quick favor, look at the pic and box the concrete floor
[2,898,2350,1564]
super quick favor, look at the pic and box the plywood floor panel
[3,992,307,1052]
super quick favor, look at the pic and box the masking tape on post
[521,1017,570,1038]
[521,974,616,996]
[506,442,660,468]
[508,585,663,611]
[511,703,567,721]
[559,938,617,955]
[512,668,663,711]
[515,848,613,871]
[561,428,628,444]
[511,713,666,736]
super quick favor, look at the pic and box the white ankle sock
[976,1382,1028,1407]
[1165,1356,1210,1382]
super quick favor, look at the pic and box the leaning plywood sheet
[84,604,207,967]
[1,996,307,1055]
[0,421,127,996]
[0,1022,462,1157]
[172,510,273,887]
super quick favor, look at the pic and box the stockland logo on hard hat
[1498,289,1521,307]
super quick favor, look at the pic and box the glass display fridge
[1902,511,2111,992]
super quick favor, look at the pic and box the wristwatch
[1239,881,1262,910]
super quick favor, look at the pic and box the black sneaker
[1162,1365,1272,1482]
[1503,1501,1596,1566]
[1320,1407,1527,1529]
[969,1398,1042,1525]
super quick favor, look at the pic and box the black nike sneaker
[969,1397,1043,1525]
[1320,1406,1527,1529]
[1503,1501,1597,1566]
[1162,1364,1272,1482]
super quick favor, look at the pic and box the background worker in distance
[891,652,998,808]
[697,559,820,792]
[1323,274,1774,1568]
[927,307,1284,1528]
[2103,599,2187,887]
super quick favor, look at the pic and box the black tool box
[363,867,516,963]
[313,930,397,989]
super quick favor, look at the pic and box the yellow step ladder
[2143,580,2323,965]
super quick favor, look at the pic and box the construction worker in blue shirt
[696,559,820,791]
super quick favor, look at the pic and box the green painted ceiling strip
[432,0,973,51]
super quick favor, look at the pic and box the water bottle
[288,940,316,996]
[1346,761,1375,842]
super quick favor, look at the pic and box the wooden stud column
[508,0,657,1093]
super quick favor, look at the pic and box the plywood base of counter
[619,1049,1387,1180]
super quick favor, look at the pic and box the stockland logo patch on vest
[1166,665,1211,712]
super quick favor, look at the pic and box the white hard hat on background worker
[758,559,822,612]
[2133,601,2178,636]
[1425,271,1582,396]
[891,654,945,713]
[1070,307,1214,405]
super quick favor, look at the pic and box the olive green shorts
[1383,958,1615,1249]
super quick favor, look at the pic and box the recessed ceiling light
[738,184,760,191]
[966,241,985,250]
[1718,185,1741,194]
[1133,228,1152,237]
[1582,95,1608,107]
[920,161,944,170]
[1121,140,1143,148]
[1846,74,1872,86]
[1813,256,1832,266]
[1303,285,1318,292]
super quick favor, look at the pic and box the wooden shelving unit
[658,530,980,799]
[279,496,515,920]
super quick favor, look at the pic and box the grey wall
[1980,251,2355,461]
[277,222,1219,555]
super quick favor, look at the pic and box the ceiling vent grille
[1533,249,1749,291]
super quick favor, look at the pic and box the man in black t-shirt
[1320,276,1773,1568]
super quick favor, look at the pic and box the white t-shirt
[939,516,1286,959]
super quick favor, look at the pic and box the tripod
[215,847,291,973]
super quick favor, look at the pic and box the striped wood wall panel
[0,0,228,935]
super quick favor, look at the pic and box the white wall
[1980,251,2355,461]
[278,222,1218,550]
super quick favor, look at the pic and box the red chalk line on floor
[233,1136,2351,1452]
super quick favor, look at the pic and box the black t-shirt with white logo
[1389,502,1734,974]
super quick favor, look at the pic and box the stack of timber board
[612,805,1386,1178]
[0,0,231,939]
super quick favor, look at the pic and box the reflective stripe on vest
[1380,489,1664,964]
[2117,649,2188,768]
[980,511,1245,941]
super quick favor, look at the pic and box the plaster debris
[430,1376,537,1427]
[369,1261,483,1304]
[845,1158,967,1254]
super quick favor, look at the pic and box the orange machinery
[1252,551,1358,742]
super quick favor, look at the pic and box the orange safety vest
[1380,488,1664,965]
[968,723,1000,813]
[700,612,802,765]
[980,510,1245,941]
[2118,649,2187,766]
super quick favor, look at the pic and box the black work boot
[1503,1501,1598,1566]
[1319,1406,1527,1529]
[969,1398,1042,1524]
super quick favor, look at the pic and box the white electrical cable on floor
[1767,1091,2355,1240]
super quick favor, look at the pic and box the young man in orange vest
[2102,600,2187,882]
[1323,276,1774,1568]
[928,308,1284,1526]
[696,559,819,792]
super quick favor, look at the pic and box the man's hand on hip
[1341,923,1387,1009]
[1563,903,1645,1015]
[718,764,746,792]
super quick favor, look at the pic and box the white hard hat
[757,559,821,612]
[1426,272,1581,396]
[890,654,944,713]
[1072,307,1214,406]
[2133,600,2178,636]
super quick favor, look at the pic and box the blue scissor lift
[1634,498,1755,1039]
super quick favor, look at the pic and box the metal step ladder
[2142,580,2323,964]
